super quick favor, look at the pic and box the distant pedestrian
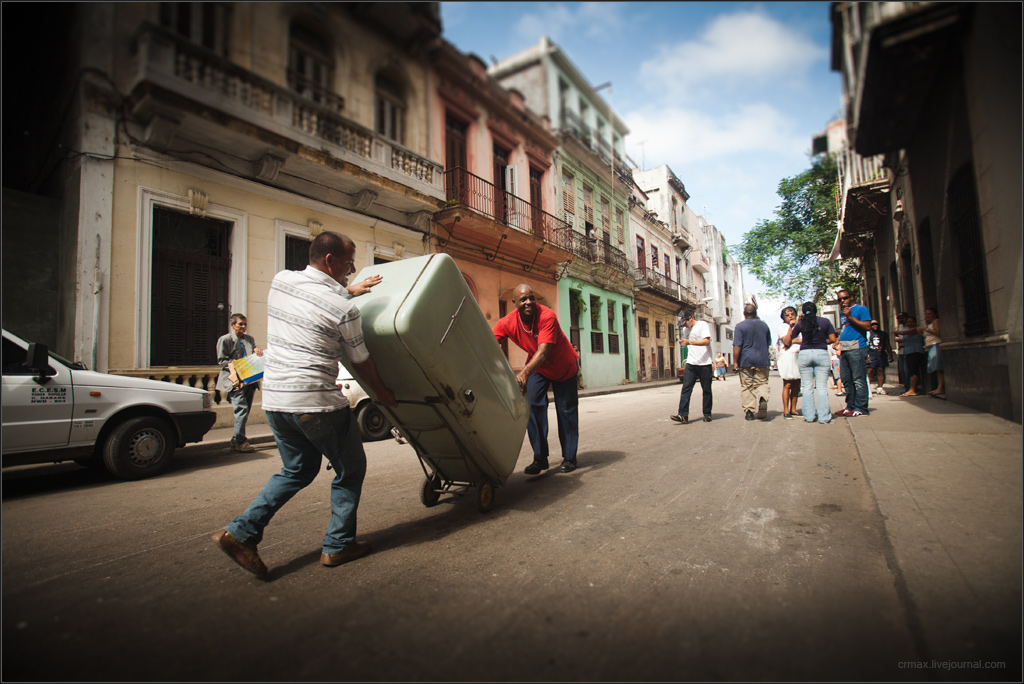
[894,312,911,392]
[670,310,714,424]
[493,284,581,474]
[713,352,728,381]
[866,320,893,394]
[776,306,802,419]
[836,288,871,417]
[216,313,263,453]
[784,302,838,423]
[733,303,772,421]
[213,231,397,579]
[896,315,926,397]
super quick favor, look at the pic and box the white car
[2,329,217,479]
[336,365,393,441]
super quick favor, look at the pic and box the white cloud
[624,103,808,166]
[513,2,628,45]
[639,9,827,100]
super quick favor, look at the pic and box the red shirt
[493,304,579,382]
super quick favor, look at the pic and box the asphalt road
[2,380,938,681]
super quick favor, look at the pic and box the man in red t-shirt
[493,284,580,474]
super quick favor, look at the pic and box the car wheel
[102,416,175,480]
[357,403,392,441]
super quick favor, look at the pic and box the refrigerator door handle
[440,296,467,346]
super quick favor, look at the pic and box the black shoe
[559,460,577,473]
[745,411,755,421]
[524,460,549,475]
[703,415,712,422]
[669,414,688,424]
[757,397,768,420]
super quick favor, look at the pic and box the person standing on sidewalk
[894,312,911,393]
[669,311,714,424]
[776,306,802,419]
[216,314,263,453]
[784,302,838,424]
[212,231,397,579]
[866,320,893,395]
[493,284,580,474]
[836,288,872,417]
[896,314,926,397]
[733,303,772,420]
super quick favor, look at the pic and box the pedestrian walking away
[733,302,772,420]
[835,288,871,418]
[493,284,580,474]
[212,231,397,579]
[216,313,263,452]
[776,306,802,419]
[784,302,838,424]
[670,310,714,424]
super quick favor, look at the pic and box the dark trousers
[677,363,713,418]
[525,372,579,464]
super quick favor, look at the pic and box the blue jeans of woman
[226,408,366,554]
[798,349,832,423]
[526,372,579,465]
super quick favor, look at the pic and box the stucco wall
[560,277,634,387]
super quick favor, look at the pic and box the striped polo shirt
[261,266,370,413]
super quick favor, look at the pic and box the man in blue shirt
[836,288,871,417]
[732,303,772,421]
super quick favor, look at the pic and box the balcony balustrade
[443,167,573,252]
[633,267,700,304]
[133,23,443,194]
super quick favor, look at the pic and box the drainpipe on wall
[92,234,103,371]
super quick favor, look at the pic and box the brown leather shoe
[212,529,268,578]
[320,541,372,567]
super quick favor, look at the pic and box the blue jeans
[229,384,257,445]
[226,409,366,554]
[678,363,713,418]
[798,349,832,422]
[526,372,579,464]
[839,346,869,412]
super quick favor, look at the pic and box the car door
[1,335,73,453]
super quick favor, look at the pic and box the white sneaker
[876,387,886,395]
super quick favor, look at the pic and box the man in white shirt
[213,231,397,579]
[670,311,714,424]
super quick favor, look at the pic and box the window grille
[608,334,620,354]
[655,321,662,339]
[639,317,649,338]
[590,330,604,353]
[948,163,991,336]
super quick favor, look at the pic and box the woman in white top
[776,306,802,419]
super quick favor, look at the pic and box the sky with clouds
[440,1,842,315]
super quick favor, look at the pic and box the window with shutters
[600,197,610,242]
[615,208,624,245]
[375,71,405,144]
[590,330,604,354]
[607,300,616,333]
[636,236,646,276]
[651,245,658,272]
[664,254,671,278]
[288,23,332,106]
[639,317,649,338]
[150,207,232,366]
[561,170,575,223]
[582,185,594,224]
[655,321,662,339]
[160,2,231,56]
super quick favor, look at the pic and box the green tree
[736,153,860,304]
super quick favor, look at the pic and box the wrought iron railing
[633,267,700,304]
[443,167,573,251]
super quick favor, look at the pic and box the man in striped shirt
[213,231,396,579]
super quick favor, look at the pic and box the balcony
[562,230,632,277]
[831,146,889,258]
[436,167,574,269]
[692,250,711,274]
[128,23,444,227]
[633,267,700,305]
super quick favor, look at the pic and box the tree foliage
[736,154,860,304]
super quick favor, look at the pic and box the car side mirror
[27,343,53,385]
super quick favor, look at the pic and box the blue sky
[440,1,842,314]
